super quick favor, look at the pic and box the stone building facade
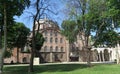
[35,19,69,63]
[4,19,120,63]
[4,48,30,63]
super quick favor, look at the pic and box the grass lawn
[3,63,120,74]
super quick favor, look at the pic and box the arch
[55,46,58,52]
[94,49,99,61]
[50,46,53,52]
[44,46,47,52]
[61,47,64,52]
[55,38,58,43]
[50,37,53,43]
[104,49,109,61]
[23,57,27,63]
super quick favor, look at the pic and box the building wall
[37,19,68,62]
[4,48,30,63]
[4,19,120,63]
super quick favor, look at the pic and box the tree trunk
[0,3,7,74]
[17,48,19,63]
[0,26,2,74]
[87,48,91,67]
[28,21,36,72]
[116,43,120,64]
[29,48,34,72]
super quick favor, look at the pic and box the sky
[14,0,66,31]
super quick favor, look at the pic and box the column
[109,52,111,61]
[102,52,105,62]
[98,53,101,62]
[50,52,53,62]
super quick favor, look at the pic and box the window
[50,46,53,52]
[45,37,47,42]
[50,30,52,36]
[54,31,57,36]
[50,37,53,43]
[23,57,27,63]
[55,38,58,43]
[60,54,63,58]
[61,47,64,52]
[44,30,47,36]
[60,38,63,43]
[55,46,58,52]
[44,46,47,52]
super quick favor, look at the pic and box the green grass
[3,63,120,74]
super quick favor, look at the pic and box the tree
[61,20,78,62]
[34,33,44,51]
[26,0,57,72]
[32,33,44,60]
[64,0,120,66]
[7,22,30,63]
[0,0,30,73]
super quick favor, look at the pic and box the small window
[60,38,63,43]
[23,57,27,63]
[45,37,47,42]
[50,46,53,52]
[44,46,47,52]
[55,46,58,52]
[55,38,58,43]
[50,30,52,36]
[44,30,47,36]
[55,31,57,36]
[50,37,53,43]
[60,54,63,58]
[61,47,63,52]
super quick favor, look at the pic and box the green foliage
[29,33,44,51]
[96,30,120,47]
[4,50,12,58]
[67,0,120,47]
[0,0,30,27]
[35,33,45,50]
[7,22,30,49]
[61,20,78,43]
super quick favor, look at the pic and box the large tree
[64,0,120,66]
[0,0,30,73]
[7,22,30,63]
[61,20,78,62]
[26,0,57,72]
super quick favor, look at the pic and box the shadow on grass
[3,64,88,74]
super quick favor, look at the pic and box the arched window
[44,46,47,52]
[54,31,57,36]
[44,30,47,36]
[50,46,53,52]
[55,46,58,52]
[50,37,53,43]
[60,38,63,43]
[50,30,52,36]
[61,47,64,52]
[45,37,47,42]
[55,38,58,43]
[23,57,27,63]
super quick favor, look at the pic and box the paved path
[4,61,115,67]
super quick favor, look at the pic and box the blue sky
[14,0,66,30]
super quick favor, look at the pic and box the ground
[3,63,120,74]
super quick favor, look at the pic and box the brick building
[4,18,120,64]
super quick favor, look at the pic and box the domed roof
[35,19,59,30]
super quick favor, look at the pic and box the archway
[104,49,109,61]
[94,49,99,61]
